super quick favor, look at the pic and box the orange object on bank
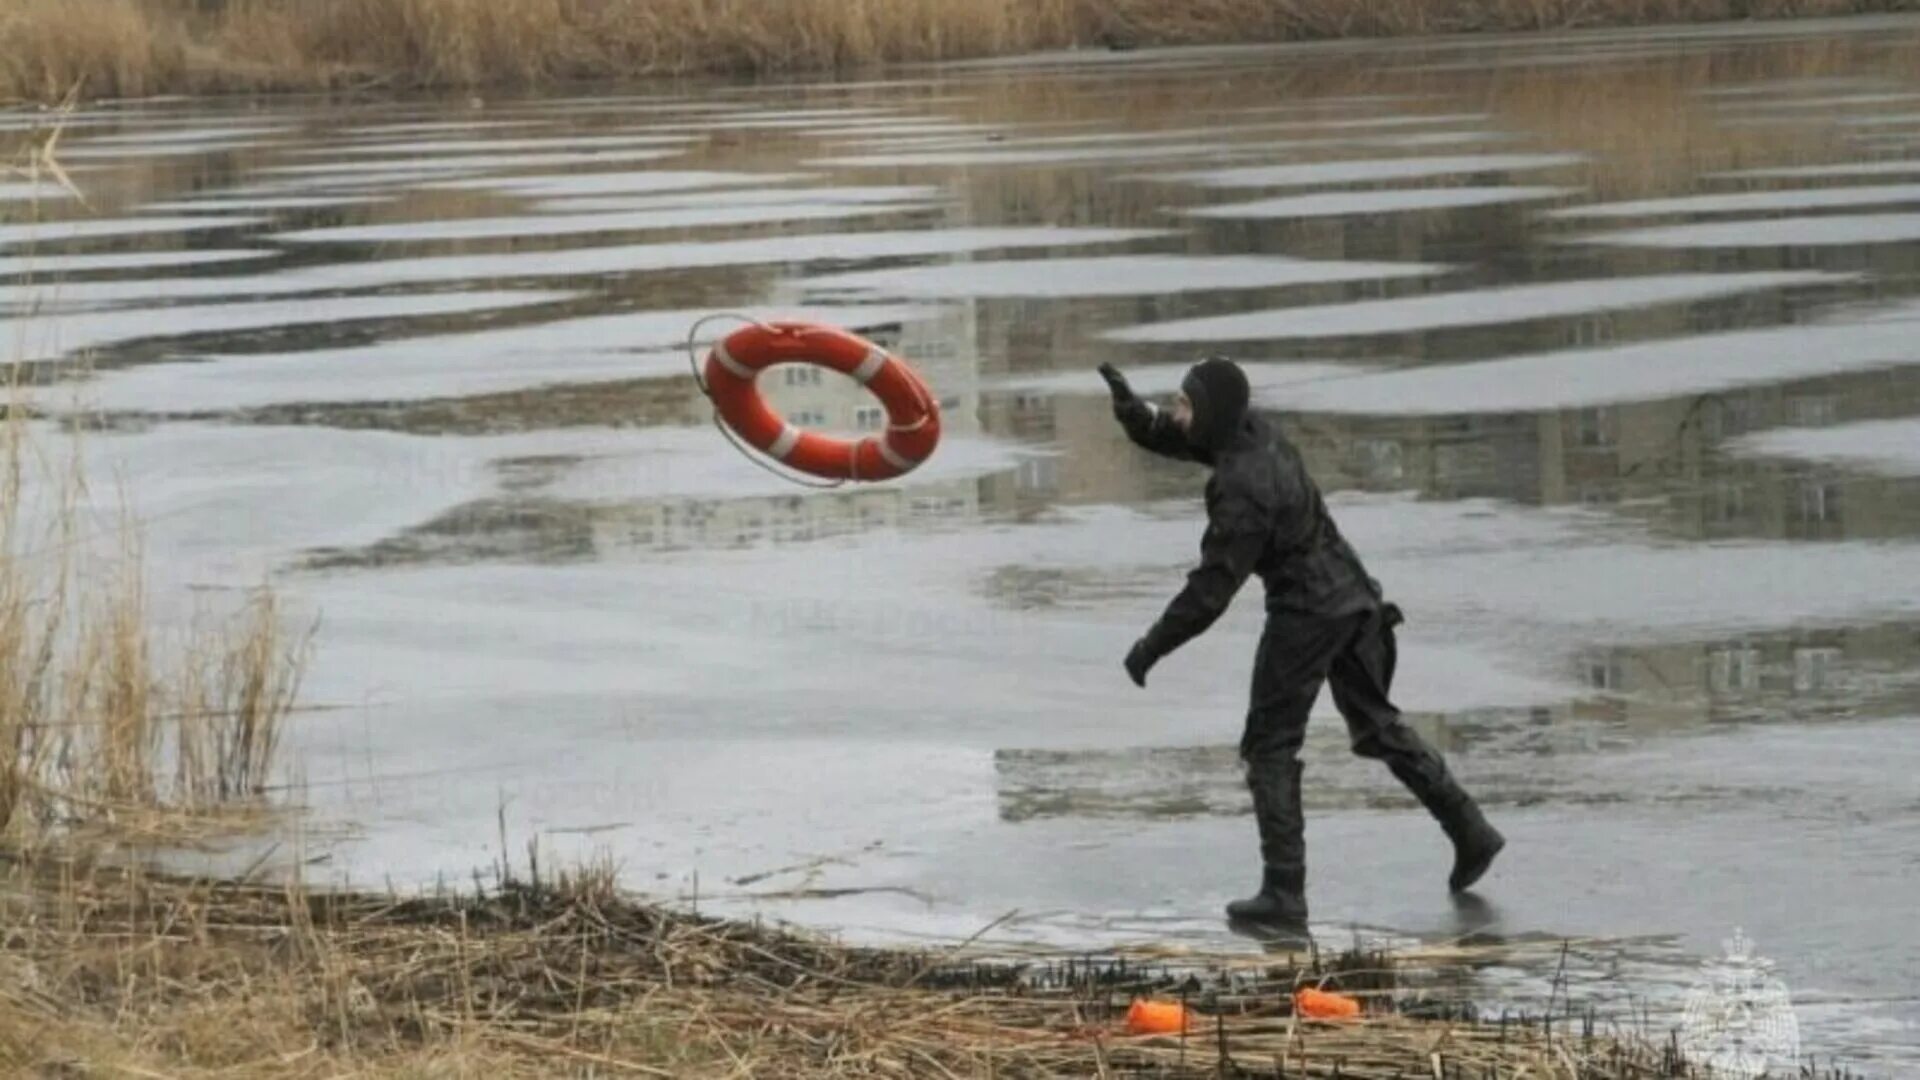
[1294,987,1362,1019]
[702,321,941,482]
[1125,999,1196,1035]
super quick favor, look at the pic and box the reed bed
[3,847,1858,1079]
[1,0,1914,104]
[0,409,309,845]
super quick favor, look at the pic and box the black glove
[1098,363,1150,425]
[1123,637,1158,688]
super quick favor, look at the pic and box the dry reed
[2,847,1843,1079]
[1,0,1914,104]
[0,402,310,846]
[2,121,310,845]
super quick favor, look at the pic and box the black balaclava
[1180,355,1251,454]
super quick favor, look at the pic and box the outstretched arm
[1100,363,1198,463]
[1124,480,1271,685]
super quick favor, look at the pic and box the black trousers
[1239,604,1466,872]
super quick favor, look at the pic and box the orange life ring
[702,321,942,482]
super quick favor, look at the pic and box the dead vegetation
[0,0,1913,104]
[8,845,1859,1079]
[0,417,308,847]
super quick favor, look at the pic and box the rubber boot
[1228,758,1309,936]
[1226,864,1309,927]
[1361,721,1505,893]
[1437,796,1505,893]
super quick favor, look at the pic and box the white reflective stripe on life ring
[875,437,914,472]
[712,341,754,379]
[767,424,802,461]
[851,347,888,385]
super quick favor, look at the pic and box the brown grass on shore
[0,847,1801,1079]
[0,0,1914,104]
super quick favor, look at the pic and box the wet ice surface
[142,195,389,213]
[0,181,77,202]
[1713,158,1920,179]
[1107,271,1845,342]
[985,360,1366,397]
[12,290,572,365]
[75,124,290,146]
[1139,152,1588,188]
[808,140,1291,169]
[1730,418,1920,476]
[301,134,694,156]
[524,184,940,212]
[1183,185,1578,219]
[18,18,1920,1072]
[270,196,940,244]
[429,169,813,197]
[0,249,276,277]
[1547,182,1920,218]
[1255,305,1920,413]
[1573,211,1920,247]
[259,148,687,177]
[83,303,934,411]
[0,215,268,248]
[803,254,1447,298]
[226,227,1164,291]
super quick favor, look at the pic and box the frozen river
[6,14,1920,1071]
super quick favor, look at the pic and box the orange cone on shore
[1125,998,1197,1035]
[1294,987,1362,1019]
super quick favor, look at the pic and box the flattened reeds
[0,850,1856,1078]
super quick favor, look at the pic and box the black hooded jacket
[1121,366,1380,661]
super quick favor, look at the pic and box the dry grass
[0,401,310,847]
[1103,0,1912,42]
[0,0,1914,103]
[0,847,1811,1079]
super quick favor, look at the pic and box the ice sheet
[1264,301,1920,414]
[1729,418,1920,477]
[1106,271,1842,343]
[80,302,932,411]
[13,290,573,365]
[0,215,268,249]
[1550,183,1920,219]
[164,227,1169,292]
[269,198,938,244]
[1139,153,1587,189]
[803,254,1446,298]
[1185,185,1575,219]
[1571,212,1920,248]
[429,170,814,197]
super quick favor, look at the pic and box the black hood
[1180,356,1251,453]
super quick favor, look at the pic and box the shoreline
[0,849,1824,1078]
[3,2,1915,106]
